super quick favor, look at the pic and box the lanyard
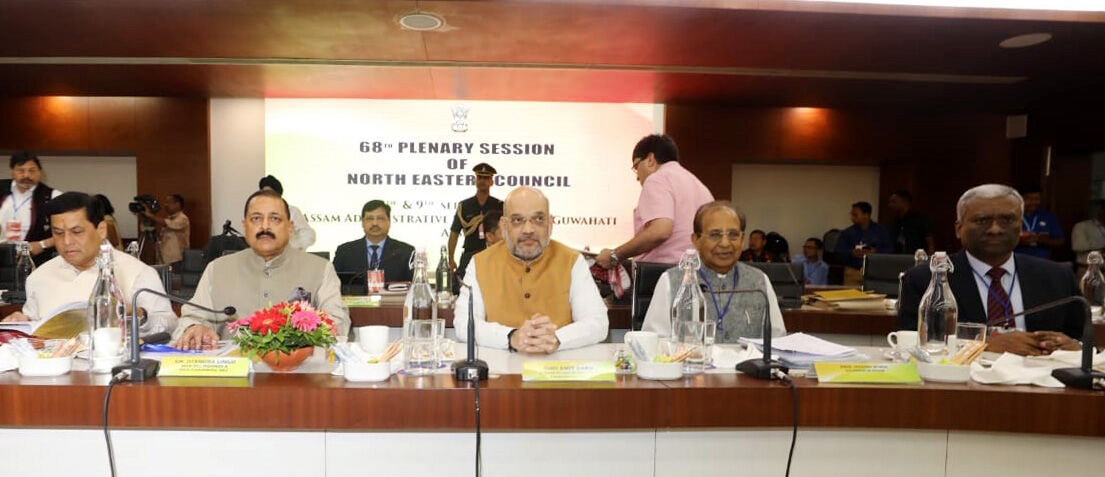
[1022,213,1040,233]
[970,266,1017,322]
[697,268,738,331]
[10,194,32,217]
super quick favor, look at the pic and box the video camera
[128,194,161,214]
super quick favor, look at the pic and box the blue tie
[369,245,380,270]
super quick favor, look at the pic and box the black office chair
[630,261,675,331]
[745,262,805,308]
[861,253,917,297]
[0,243,16,290]
[178,249,206,299]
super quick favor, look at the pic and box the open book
[0,301,88,339]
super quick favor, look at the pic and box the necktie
[986,267,1012,328]
[369,245,380,270]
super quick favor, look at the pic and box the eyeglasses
[508,215,547,227]
[968,215,1018,228]
[703,230,742,243]
[630,157,645,171]
[362,215,389,223]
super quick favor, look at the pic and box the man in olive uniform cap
[448,163,503,287]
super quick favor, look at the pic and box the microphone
[992,295,1103,390]
[699,285,788,380]
[112,288,236,381]
[452,274,489,382]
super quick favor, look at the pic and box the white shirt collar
[11,182,36,197]
[965,251,1015,280]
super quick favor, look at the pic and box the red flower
[249,308,287,334]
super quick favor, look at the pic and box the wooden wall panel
[0,96,210,247]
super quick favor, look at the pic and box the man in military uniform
[448,163,502,285]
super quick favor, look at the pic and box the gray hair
[956,184,1024,221]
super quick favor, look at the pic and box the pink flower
[290,310,321,332]
[227,317,252,334]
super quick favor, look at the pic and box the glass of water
[678,320,706,375]
[403,319,442,375]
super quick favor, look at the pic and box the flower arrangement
[228,301,338,357]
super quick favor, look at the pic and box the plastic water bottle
[86,242,127,373]
[14,242,35,292]
[1080,251,1104,310]
[435,244,453,304]
[403,249,440,376]
[670,249,707,374]
[917,251,958,354]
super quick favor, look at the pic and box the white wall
[731,164,881,252]
[209,98,266,232]
[39,155,138,238]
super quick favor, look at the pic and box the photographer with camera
[137,193,189,268]
[0,152,63,265]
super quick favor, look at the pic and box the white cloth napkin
[0,345,19,372]
[970,353,1064,388]
[709,345,762,373]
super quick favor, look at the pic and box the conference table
[3,298,1105,477]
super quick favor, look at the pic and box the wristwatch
[608,249,619,266]
[38,240,48,249]
[507,329,518,353]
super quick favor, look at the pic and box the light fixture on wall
[398,11,445,31]
[999,33,1052,49]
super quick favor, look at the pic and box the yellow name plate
[814,362,921,384]
[159,357,252,377]
[522,360,616,382]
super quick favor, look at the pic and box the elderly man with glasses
[453,186,608,354]
[642,201,786,343]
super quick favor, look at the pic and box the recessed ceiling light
[999,33,1053,48]
[398,12,445,31]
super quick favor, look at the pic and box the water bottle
[86,242,127,373]
[403,248,440,375]
[670,249,707,374]
[917,251,958,354]
[1080,251,1104,313]
[435,244,453,304]
[14,241,35,292]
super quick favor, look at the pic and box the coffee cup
[356,325,390,355]
[624,331,659,358]
[887,330,919,350]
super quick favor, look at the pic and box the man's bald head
[502,187,552,261]
[504,186,550,216]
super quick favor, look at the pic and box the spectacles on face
[508,215,547,228]
[362,215,389,223]
[967,214,1018,228]
[703,230,742,243]
[630,157,645,171]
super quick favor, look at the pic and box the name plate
[159,356,252,377]
[522,361,615,382]
[342,296,381,308]
[814,362,921,384]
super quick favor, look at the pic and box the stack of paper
[739,332,867,370]
[809,289,886,311]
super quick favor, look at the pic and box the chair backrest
[150,263,173,292]
[310,251,331,260]
[745,262,805,307]
[181,249,205,272]
[630,261,675,330]
[0,243,16,290]
[861,253,917,297]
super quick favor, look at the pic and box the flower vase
[259,346,314,372]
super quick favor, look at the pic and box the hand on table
[985,331,1045,356]
[174,324,220,350]
[1033,331,1080,352]
[510,314,560,354]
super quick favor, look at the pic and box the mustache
[255,230,276,240]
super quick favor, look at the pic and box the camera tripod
[135,217,161,264]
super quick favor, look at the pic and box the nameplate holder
[522,360,615,382]
[159,356,252,377]
[814,362,922,384]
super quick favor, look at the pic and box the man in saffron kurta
[455,187,608,353]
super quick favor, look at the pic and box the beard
[506,233,549,261]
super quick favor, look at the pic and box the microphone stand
[453,277,489,381]
[112,288,236,382]
[702,287,788,380]
[995,295,1103,390]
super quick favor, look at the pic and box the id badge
[5,221,21,242]
[478,222,485,240]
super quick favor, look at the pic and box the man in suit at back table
[898,184,1082,356]
[333,200,415,284]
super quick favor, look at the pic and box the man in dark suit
[333,200,414,287]
[899,184,1082,356]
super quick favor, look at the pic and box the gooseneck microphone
[112,288,236,381]
[453,276,489,382]
[992,295,1103,390]
[700,286,788,379]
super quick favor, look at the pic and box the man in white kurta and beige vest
[1,192,176,335]
[173,190,349,349]
[454,187,607,354]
